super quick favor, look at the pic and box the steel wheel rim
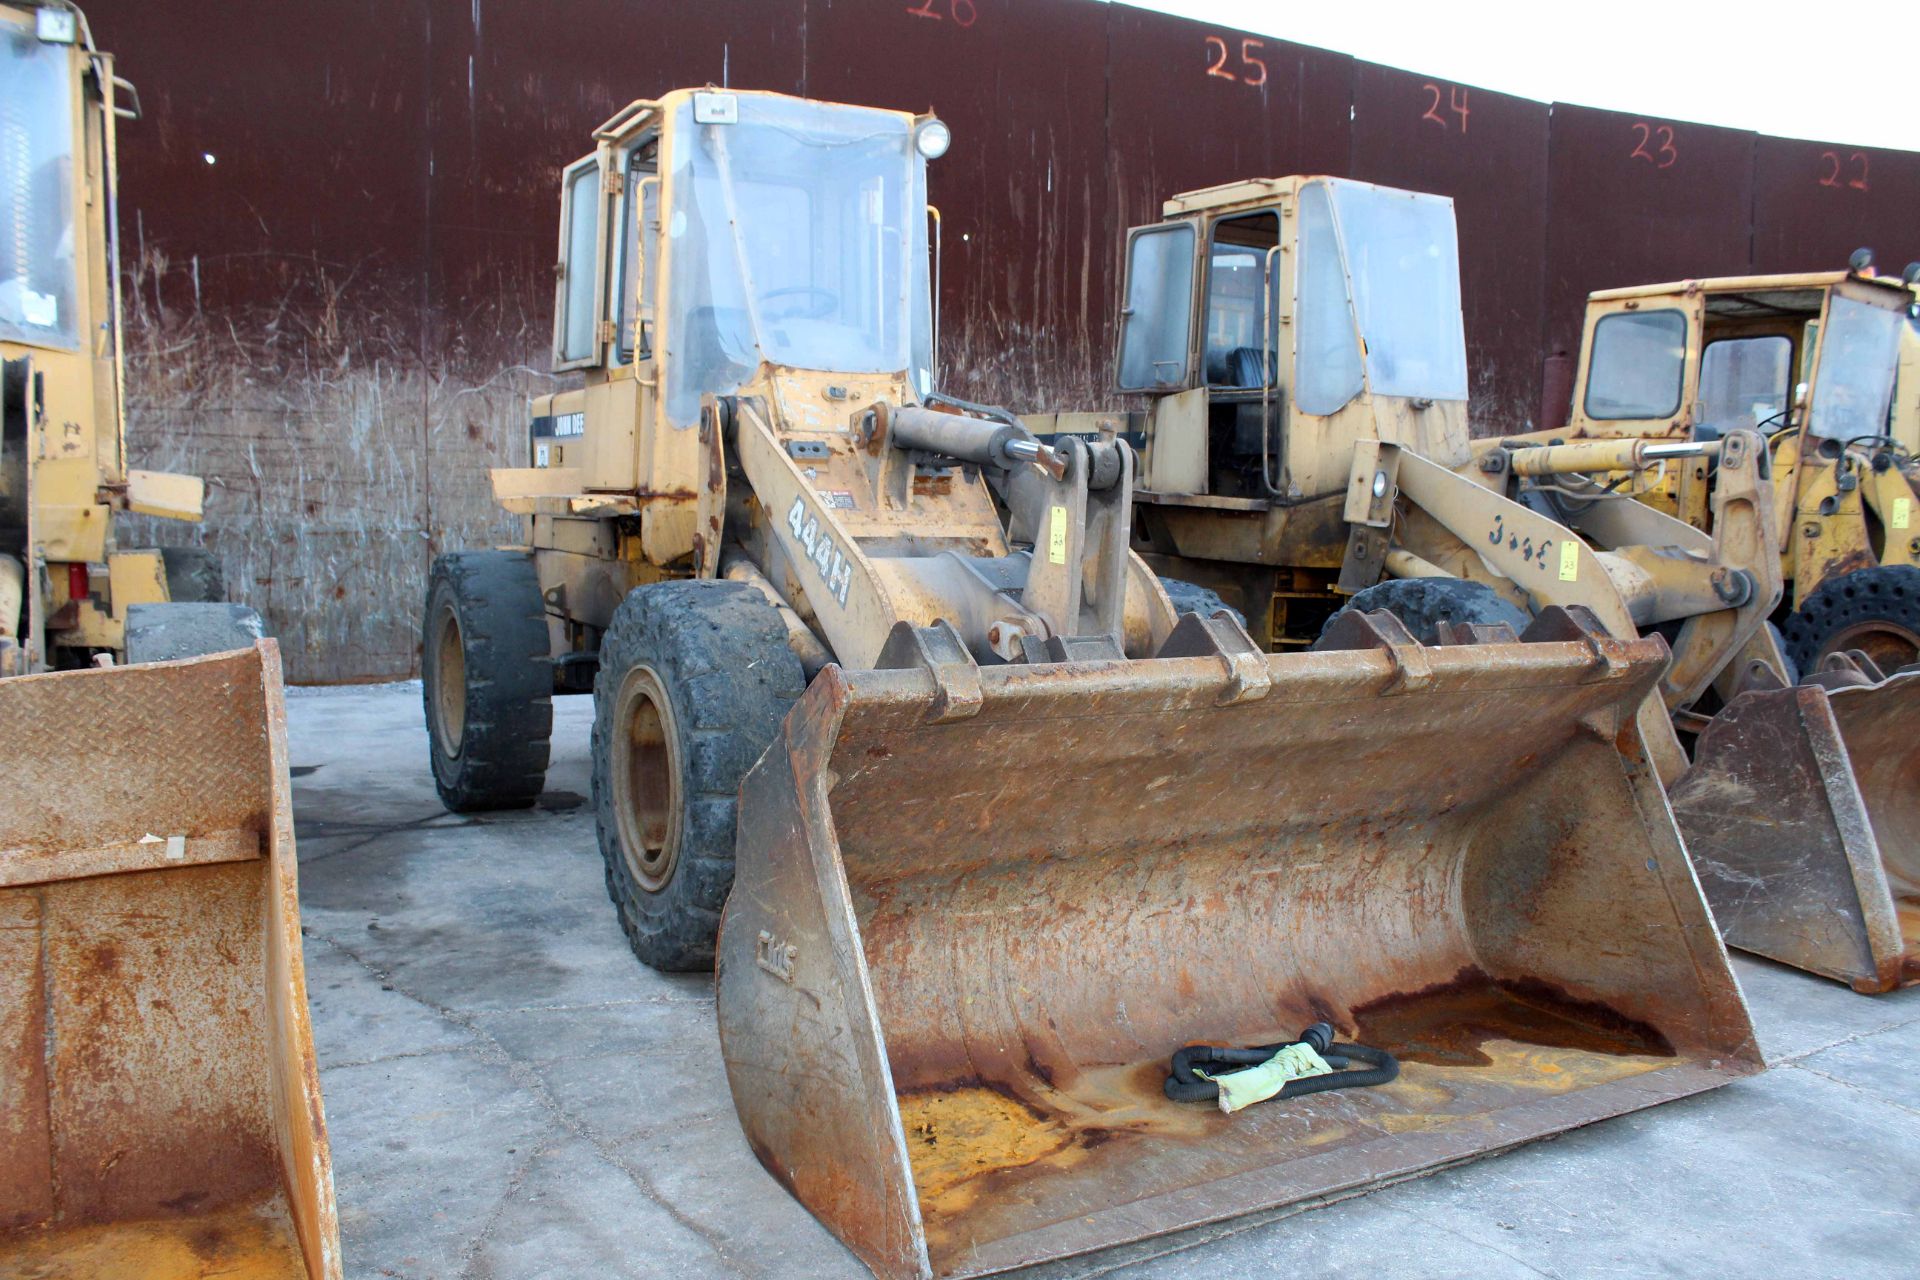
[431,605,467,757]
[612,664,681,893]
[1821,619,1920,675]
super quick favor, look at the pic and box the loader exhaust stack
[716,611,1760,1279]
[0,645,340,1279]
[1673,656,1920,993]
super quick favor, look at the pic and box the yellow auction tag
[1894,497,1913,531]
[1558,541,1580,582]
[1048,505,1069,564]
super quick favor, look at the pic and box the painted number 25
[1205,35,1267,87]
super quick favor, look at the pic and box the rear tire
[592,580,806,972]
[158,547,226,603]
[1782,565,1920,676]
[422,551,553,813]
[1315,578,1530,647]
[1159,576,1247,631]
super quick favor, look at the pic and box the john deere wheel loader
[1,7,337,1276]
[426,92,1761,1278]
[1056,174,1916,992]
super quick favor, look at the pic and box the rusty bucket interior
[1674,665,1920,993]
[715,615,1761,1280]
[0,644,340,1279]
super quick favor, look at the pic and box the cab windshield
[1807,293,1905,442]
[664,94,932,426]
[1294,180,1468,414]
[1,30,78,349]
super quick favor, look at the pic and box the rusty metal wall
[1349,64,1549,432]
[1544,105,1760,379]
[85,0,1920,681]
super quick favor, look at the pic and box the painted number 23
[1205,35,1267,86]
[1630,122,1677,169]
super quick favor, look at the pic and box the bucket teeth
[716,625,1760,1279]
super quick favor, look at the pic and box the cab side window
[1585,310,1686,420]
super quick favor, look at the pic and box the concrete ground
[290,682,1920,1280]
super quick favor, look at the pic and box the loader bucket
[1672,665,1920,993]
[715,613,1760,1280]
[0,644,340,1279]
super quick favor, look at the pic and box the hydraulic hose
[1164,1021,1399,1104]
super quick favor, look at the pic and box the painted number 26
[905,0,976,28]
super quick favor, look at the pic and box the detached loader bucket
[1672,663,1920,993]
[716,612,1760,1280]
[0,645,340,1279]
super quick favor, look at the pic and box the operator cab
[1115,177,1471,505]
[1571,267,1917,454]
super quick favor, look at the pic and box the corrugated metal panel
[1752,136,1920,275]
[1349,62,1549,433]
[78,0,1920,679]
[1105,5,1353,234]
[1544,104,1756,363]
[803,0,1114,407]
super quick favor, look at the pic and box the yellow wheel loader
[1547,258,1920,676]
[1055,175,1917,992]
[1,8,338,1276]
[1515,261,1920,992]
[1,0,263,677]
[427,94,1761,1278]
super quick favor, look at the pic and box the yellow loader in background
[1547,258,1920,675]
[1045,175,1915,992]
[1,0,263,675]
[1517,259,1920,990]
[0,6,337,1276]
[425,92,1760,1278]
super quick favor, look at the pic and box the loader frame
[1,1,215,675]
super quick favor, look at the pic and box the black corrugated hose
[1164,1021,1400,1104]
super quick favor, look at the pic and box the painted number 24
[1205,35,1267,86]
[1421,83,1469,133]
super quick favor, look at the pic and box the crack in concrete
[321,1042,480,1073]
[312,930,768,1279]
[1386,1204,1564,1279]
[1771,1010,1920,1067]
[1781,1061,1920,1121]
[298,812,476,865]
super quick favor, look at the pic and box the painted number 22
[1205,35,1267,87]
[1630,122,1677,169]
[1819,151,1869,191]
[1421,83,1469,133]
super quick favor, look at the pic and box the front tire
[1782,565,1920,676]
[1158,576,1247,631]
[591,580,805,972]
[422,551,553,813]
[1315,577,1530,647]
